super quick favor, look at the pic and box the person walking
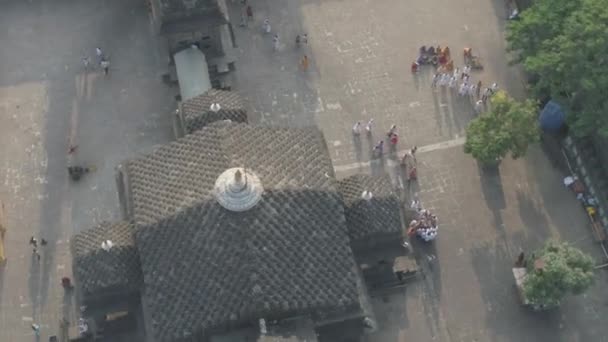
[373,140,384,155]
[468,83,477,97]
[482,87,492,103]
[31,323,41,337]
[458,82,468,96]
[389,132,399,145]
[82,57,90,69]
[474,99,483,113]
[95,47,104,67]
[272,35,280,51]
[352,121,361,135]
[263,19,271,34]
[431,73,439,88]
[29,236,37,248]
[300,55,309,71]
[476,80,482,98]
[365,119,374,134]
[246,5,253,21]
[410,62,418,73]
[239,11,247,27]
[402,146,418,181]
[302,34,308,44]
[100,58,110,75]
[440,73,450,87]
[448,75,457,89]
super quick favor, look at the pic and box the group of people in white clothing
[431,64,499,114]
[408,199,438,242]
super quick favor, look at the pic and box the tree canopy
[506,0,608,137]
[464,91,539,164]
[523,241,594,308]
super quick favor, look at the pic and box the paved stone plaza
[1,0,608,341]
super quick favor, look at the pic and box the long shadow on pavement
[28,252,41,320]
[409,237,443,339]
[516,189,552,244]
[478,163,507,235]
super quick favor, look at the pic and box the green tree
[464,91,539,165]
[523,241,594,308]
[506,0,582,64]
[506,0,608,137]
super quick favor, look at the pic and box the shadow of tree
[516,190,552,242]
[478,163,507,234]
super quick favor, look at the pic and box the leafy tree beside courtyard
[464,91,539,165]
[506,0,608,137]
[523,241,594,308]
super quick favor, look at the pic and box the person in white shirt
[431,73,440,88]
[263,19,271,34]
[482,87,492,102]
[459,82,468,96]
[352,121,361,135]
[468,83,477,97]
[100,58,110,75]
[272,35,280,51]
[474,100,483,114]
[448,76,457,89]
[365,119,374,134]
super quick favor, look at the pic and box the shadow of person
[28,251,41,315]
[412,71,421,91]
[353,134,363,163]
[370,154,386,176]
[62,288,74,327]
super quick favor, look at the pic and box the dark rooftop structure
[151,0,237,87]
[175,89,247,137]
[71,122,367,341]
[338,174,403,251]
[71,221,142,303]
[155,0,226,34]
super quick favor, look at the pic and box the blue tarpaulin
[539,100,565,132]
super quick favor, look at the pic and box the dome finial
[214,168,263,212]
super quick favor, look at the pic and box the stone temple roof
[123,122,361,340]
[180,89,247,134]
[71,221,142,301]
[338,174,403,243]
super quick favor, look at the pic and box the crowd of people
[408,200,439,242]
[412,45,500,113]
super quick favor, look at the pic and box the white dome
[214,168,263,212]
